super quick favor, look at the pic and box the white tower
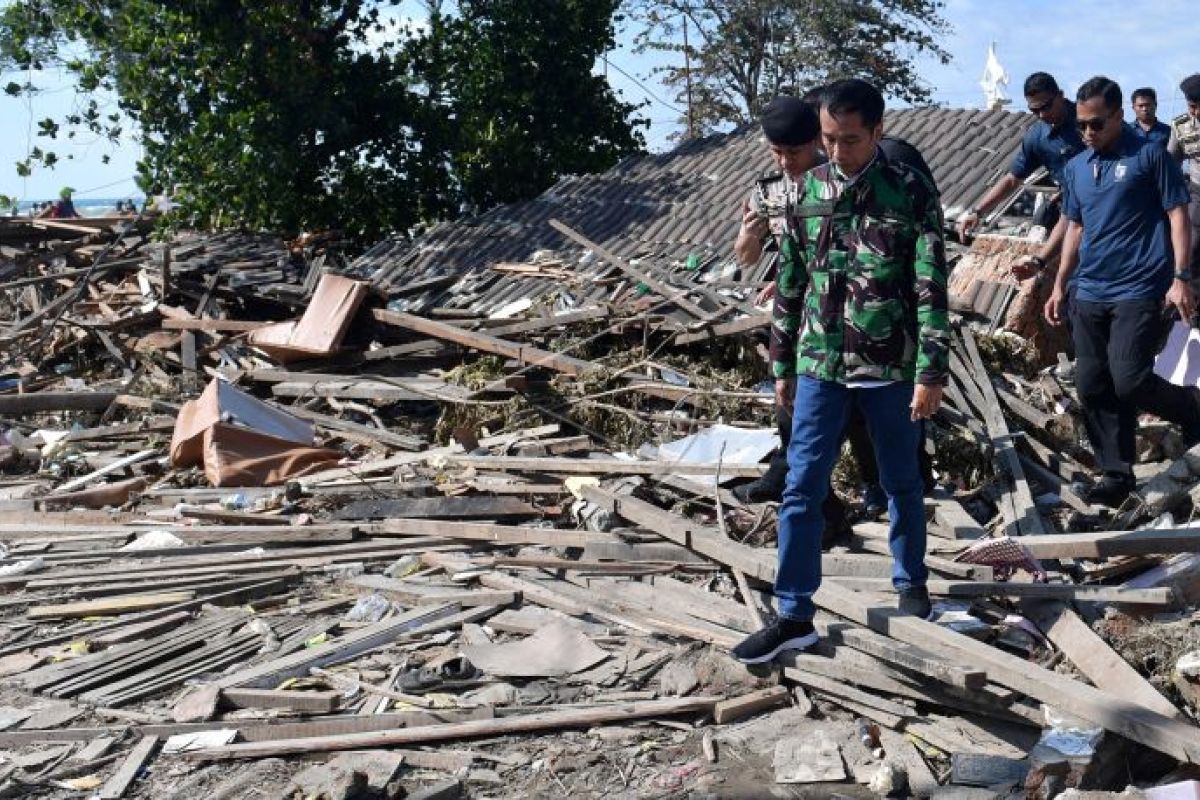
[980,42,1010,111]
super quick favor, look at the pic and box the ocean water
[10,197,146,218]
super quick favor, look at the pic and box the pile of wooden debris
[0,217,1199,799]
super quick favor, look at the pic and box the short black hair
[1023,72,1060,97]
[1182,74,1200,104]
[1077,76,1122,112]
[1131,87,1157,104]
[820,79,885,129]
[800,84,827,109]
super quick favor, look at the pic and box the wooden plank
[182,697,720,760]
[1022,599,1184,720]
[712,686,789,724]
[373,308,598,377]
[284,406,425,451]
[162,318,265,332]
[437,454,766,477]
[0,392,116,414]
[817,619,987,690]
[674,313,769,345]
[781,667,915,720]
[269,379,473,403]
[827,577,1174,606]
[297,425,560,487]
[335,496,537,521]
[959,329,1048,537]
[373,517,617,548]
[28,591,195,620]
[348,575,518,608]
[486,307,610,338]
[581,486,776,581]
[62,418,175,443]
[97,735,158,799]
[1020,526,1200,559]
[0,708,492,748]
[927,494,986,540]
[220,689,341,714]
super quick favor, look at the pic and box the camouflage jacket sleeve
[911,174,950,385]
[769,227,808,379]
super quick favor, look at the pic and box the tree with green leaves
[624,0,951,139]
[416,0,647,213]
[0,1,645,243]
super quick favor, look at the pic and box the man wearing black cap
[1168,74,1200,276]
[735,96,821,267]
[733,96,828,512]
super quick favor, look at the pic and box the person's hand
[1167,278,1195,323]
[775,378,795,414]
[1044,286,1066,326]
[957,209,980,240]
[1010,255,1043,281]
[741,198,768,241]
[755,282,776,306]
[911,384,943,421]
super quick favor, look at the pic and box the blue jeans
[775,376,928,620]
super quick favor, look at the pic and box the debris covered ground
[1,204,1200,800]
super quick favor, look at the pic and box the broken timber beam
[181,697,721,760]
[581,486,775,581]
[373,308,597,377]
[828,577,1175,605]
[0,392,117,414]
[1019,526,1200,559]
[442,455,767,478]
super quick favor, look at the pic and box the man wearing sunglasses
[957,73,1085,278]
[1045,77,1198,507]
[1167,74,1200,284]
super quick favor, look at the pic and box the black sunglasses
[1076,113,1114,133]
[1028,99,1054,115]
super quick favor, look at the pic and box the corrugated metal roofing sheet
[356,107,1034,315]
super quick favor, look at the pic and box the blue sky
[2,0,1197,201]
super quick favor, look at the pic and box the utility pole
[681,12,695,140]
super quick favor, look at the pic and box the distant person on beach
[37,187,80,219]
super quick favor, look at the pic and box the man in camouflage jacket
[733,79,950,664]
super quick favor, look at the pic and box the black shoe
[732,617,818,664]
[1079,473,1134,509]
[821,491,852,548]
[861,483,888,519]
[1184,387,1200,448]
[898,586,932,620]
[733,460,788,504]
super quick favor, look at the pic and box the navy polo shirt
[1062,125,1190,302]
[1131,119,1171,146]
[1010,104,1086,186]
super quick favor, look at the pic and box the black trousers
[1070,297,1200,476]
[1189,183,1200,272]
